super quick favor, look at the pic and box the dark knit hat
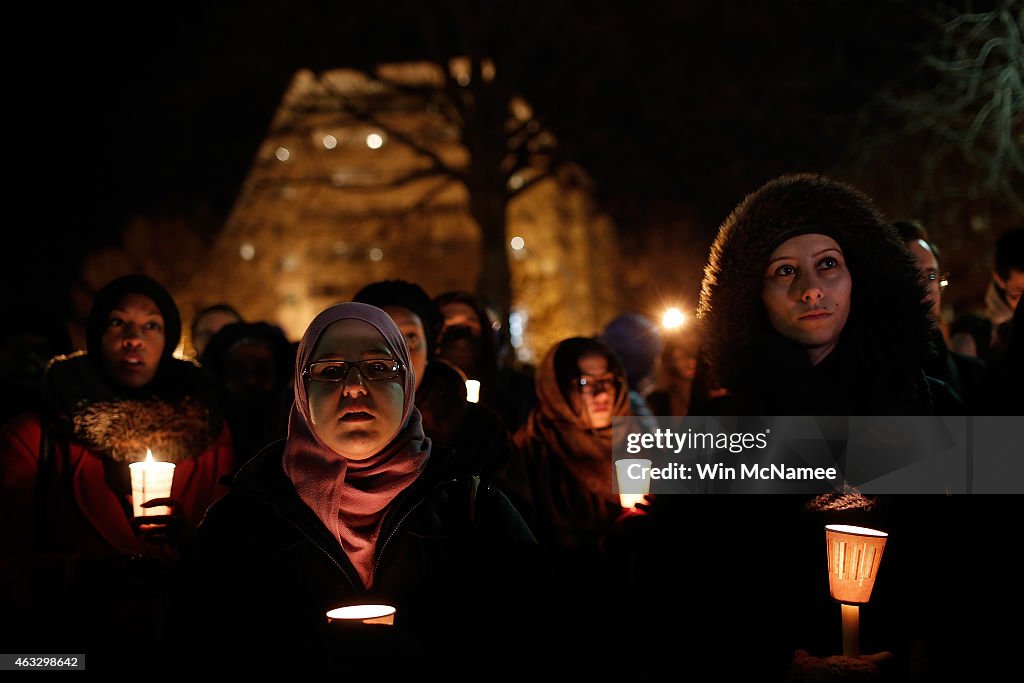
[600,313,663,388]
[354,280,441,357]
[86,274,182,368]
[198,321,295,391]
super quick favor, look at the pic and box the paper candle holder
[825,524,888,605]
[128,449,175,518]
[326,604,396,626]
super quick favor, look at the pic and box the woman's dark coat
[182,440,556,674]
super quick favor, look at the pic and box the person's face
[670,342,698,381]
[995,268,1024,312]
[906,238,943,323]
[382,306,426,391]
[224,341,276,395]
[761,234,852,365]
[307,319,405,460]
[100,293,166,389]
[570,354,618,429]
[193,310,240,356]
[440,302,482,337]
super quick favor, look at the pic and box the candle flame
[145,448,154,464]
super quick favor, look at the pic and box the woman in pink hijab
[185,302,552,674]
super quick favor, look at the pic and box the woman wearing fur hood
[697,173,960,415]
[0,274,234,660]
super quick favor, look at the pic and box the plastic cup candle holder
[128,449,175,517]
[614,458,652,509]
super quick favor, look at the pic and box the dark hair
[994,228,1024,279]
[552,337,624,406]
[893,219,940,263]
[433,290,499,380]
[86,274,182,370]
[353,280,440,357]
[199,321,295,392]
[191,303,243,338]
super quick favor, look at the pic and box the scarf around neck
[282,302,429,588]
[514,339,632,543]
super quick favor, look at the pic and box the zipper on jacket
[292,521,360,591]
[370,476,459,584]
[370,495,428,586]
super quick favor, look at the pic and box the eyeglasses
[573,375,623,396]
[304,359,404,382]
[926,271,950,290]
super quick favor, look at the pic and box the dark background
[0,1,979,317]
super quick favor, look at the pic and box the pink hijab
[282,302,430,588]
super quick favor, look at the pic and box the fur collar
[698,174,933,399]
[44,352,223,463]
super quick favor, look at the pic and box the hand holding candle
[129,449,176,518]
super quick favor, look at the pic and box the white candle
[326,604,396,626]
[128,449,176,517]
[465,379,481,403]
[614,458,652,509]
[841,603,859,657]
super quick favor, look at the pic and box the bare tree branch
[248,166,450,194]
[316,70,469,184]
[853,0,1023,213]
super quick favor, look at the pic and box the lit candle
[128,449,176,517]
[614,458,652,509]
[326,604,396,626]
[465,379,481,404]
[824,524,888,658]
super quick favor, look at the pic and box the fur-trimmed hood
[43,352,224,464]
[697,174,933,412]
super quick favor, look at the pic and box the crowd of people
[1,173,1020,678]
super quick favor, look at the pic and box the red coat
[0,412,234,607]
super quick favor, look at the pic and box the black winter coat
[179,441,558,675]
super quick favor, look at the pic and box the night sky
[3,1,941,317]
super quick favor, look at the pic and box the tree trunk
[470,191,512,332]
